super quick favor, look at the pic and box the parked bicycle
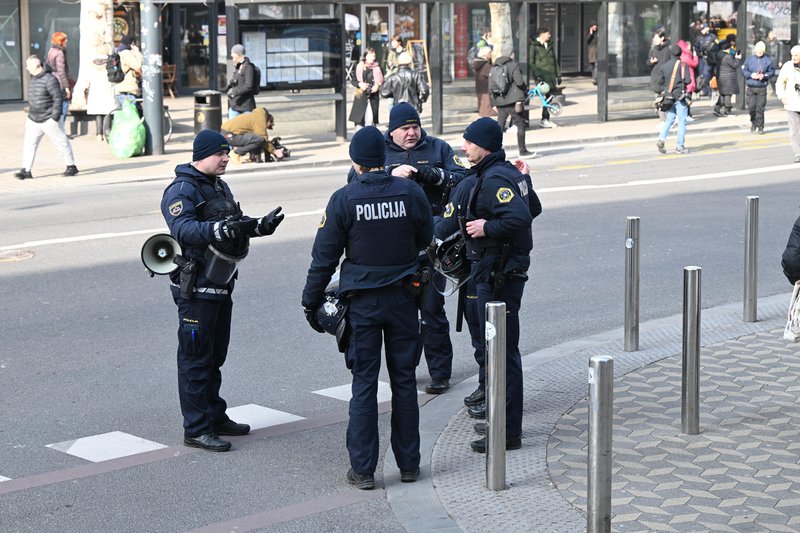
[526,81,562,116]
[103,98,173,144]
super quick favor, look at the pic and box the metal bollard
[744,196,759,322]
[624,217,640,351]
[485,301,507,491]
[682,266,701,435]
[587,355,613,533]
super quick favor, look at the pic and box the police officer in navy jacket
[459,117,541,453]
[345,103,465,395]
[302,126,433,489]
[161,130,284,452]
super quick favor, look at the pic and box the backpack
[251,63,261,95]
[106,52,125,84]
[488,62,511,97]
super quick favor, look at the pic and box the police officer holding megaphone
[156,130,284,452]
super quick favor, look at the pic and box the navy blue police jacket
[302,170,433,308]
[161,163,237,300]
[461,150,542,282]
[347,129,466,216]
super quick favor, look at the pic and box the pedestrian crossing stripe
[313,381,423,403]
[225,404,305,430]
[46,431,168,463]
[0,475,10,482]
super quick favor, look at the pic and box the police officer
[351,103,465,395]
[303,126,433,489]
[161,130,284,452]
[459,117,541,453]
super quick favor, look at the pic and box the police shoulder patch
[169,200,183,216]
[318,211,327,229]
[453,155,467,168]
[496,187,514,203]
[443,202,454,218]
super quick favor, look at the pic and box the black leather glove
[415,166,446,187]
[304,305,325,333]
[250,206,284,237]
[218,216,257,241]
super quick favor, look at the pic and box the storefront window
[0,0,22,100]
[27,0,79,68]
[746,1,792,63]
[238,4,332,20]
[607,2,669,78]
[181,4,210,89]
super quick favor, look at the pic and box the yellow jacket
[220,108,273,152]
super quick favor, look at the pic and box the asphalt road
[1,126,797,531]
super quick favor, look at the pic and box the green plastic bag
[108,100,146,158]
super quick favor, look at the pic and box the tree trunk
[72,0,114,109]
[489,3,513,60]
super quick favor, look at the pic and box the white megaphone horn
[141,233,182,277]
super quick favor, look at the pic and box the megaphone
[141,233,182,277]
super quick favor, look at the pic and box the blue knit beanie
[463,117,503,152]
[388,102,421,133]
[193,130,231,161]
[349,126,386,167]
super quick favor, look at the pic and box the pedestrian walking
[586,22,598,86]
[492,50,534,156]
[458,118,541,452]
[160,130,284,452]
[767,30,789,96]
[380,52,429,112]
[742,41,775,134]
[529,28,561,128]
[649,28,672,122]
[46,32,71,127]
[695,24,717,97]
[656,44,693,155]
[14,55,78,180]
[473,47,496,117]
[349,48,383,131]
[302,126,433,489]
[775,45,800,163]
[225,44,257,119]
[713,37,741,117]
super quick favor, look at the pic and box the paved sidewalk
[0,76,791,194]
[388,293,800,532]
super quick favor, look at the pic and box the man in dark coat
[649,28,673,122]
[380,52,429,112]
[492,51,534,156]
[225,44,257,119]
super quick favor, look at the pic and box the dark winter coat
[717,50,741,95]
[490,56,527,107]
[649,41,673,92]
[380,66,429,112]
[226,57,256,112]
[743,54,775,88]
[46,45,69,93]
[783,215,800,284]
[658,57,692,101]
[27,70,63,123]
[587,31,598,64]
[473,57,495,117]
[529,40,560,87]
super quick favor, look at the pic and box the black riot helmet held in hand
[201,196,250,285]
[315,272,350,352]
[433,233,471,296]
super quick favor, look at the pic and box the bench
[68,109,94,136]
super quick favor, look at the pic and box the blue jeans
[659,100,688,149]
[228,108,252,120]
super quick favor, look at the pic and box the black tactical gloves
[304,305,325,333]
[251,206,284,236]
[415,166,446,187]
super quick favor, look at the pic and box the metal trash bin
[194,90,222,134]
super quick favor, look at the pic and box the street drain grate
[0,250,35,263]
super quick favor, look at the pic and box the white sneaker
[539,119,557,129]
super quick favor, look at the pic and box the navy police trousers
[345,285,421,475]
[474,276,525,440]
[174,295,232,438]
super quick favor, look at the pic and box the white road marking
[0,475,10,482]
[225,404,305,430]
[313,381,422,403]
[46,431,168,463]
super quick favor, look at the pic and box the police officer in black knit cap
[161,129,284,452]
[347,103,465,395]
[303,126,433,489]
[457,117,541,453]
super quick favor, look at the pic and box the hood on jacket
[174,162,220,184]
[670,44,682,57]
[495,55,514,67]
[677,40,690,54]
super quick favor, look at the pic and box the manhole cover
[0,250,35,262]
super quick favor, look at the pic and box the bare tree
[489,3,513,60]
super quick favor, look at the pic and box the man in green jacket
[528,27,561,128]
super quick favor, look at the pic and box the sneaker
[470,436,522,453]
[474,421,487,435]
[712,109,724,117]
[685,115,695,123]
[518,148,540,158]
[675,146,689,154]
[400,467,420,483]
[346,468,374,490]
[656,139,666,154]
[425,378,450,395]
[213,420,250,436]
[14,169,32,180]
[63,165,79,177]
[467,402,486,419]
[757,127,765,135]
[794,155,800,163]
[463,388,485,407]
[539,119,557,129]
[750,124,757,133]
